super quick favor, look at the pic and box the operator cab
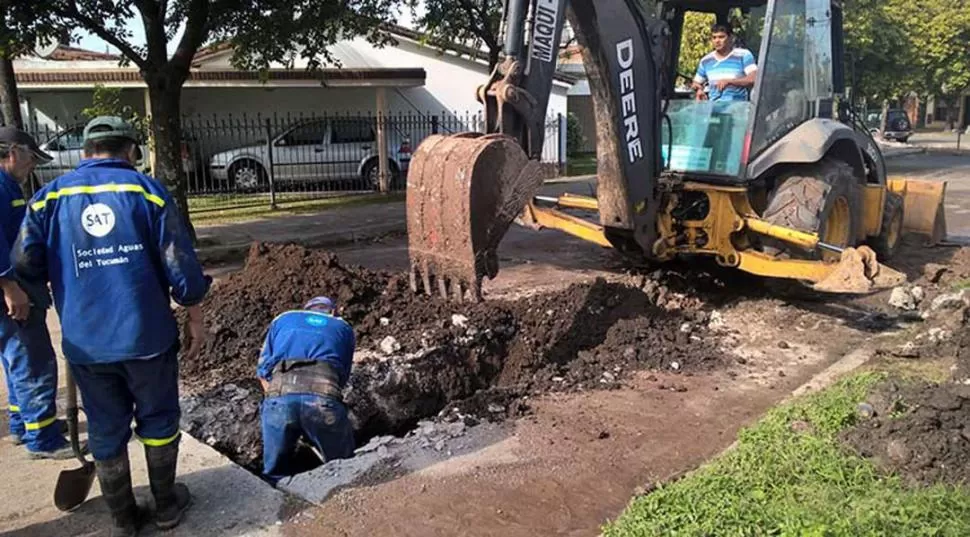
[658,0,841,181]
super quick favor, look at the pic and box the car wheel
[363,160,401,191]
[229,160,267,191]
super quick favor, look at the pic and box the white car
[33,124,199,185]
[207,117,412,191]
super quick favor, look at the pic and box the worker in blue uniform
[257,296,356,483]
[13,116,211,537]
[0,126,73,459]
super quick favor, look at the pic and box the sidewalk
[0,312,290,537]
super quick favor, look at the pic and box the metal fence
[26,110,566,213]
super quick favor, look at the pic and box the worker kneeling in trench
[257,296,356,483]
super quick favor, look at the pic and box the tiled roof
[16,68,426,85]
[40,45,122,61]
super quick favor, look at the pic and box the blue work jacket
[257,310,356,388]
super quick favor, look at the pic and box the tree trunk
[146,77,195,241]
[0,57,24,129]
[487,47,501,73]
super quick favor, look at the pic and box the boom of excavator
[405,0,948,301]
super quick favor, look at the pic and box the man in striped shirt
[691,23,758,102]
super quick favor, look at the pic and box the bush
[566,112,584,156]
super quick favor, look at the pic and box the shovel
[53,367,96,512]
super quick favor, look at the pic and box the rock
[679,322,692,334]
[379,317,390,327]
[670,361,681,371]
[789,420,812,434]
[622,347,637,361]
[888,287,916,310]
[451,314,468,328]
[856,402,876,419]
[886,439,913,465]
[778,341,791,350]
[487,403,505,414]
[379,336,401,355]
[552,376,565,382]
[911,286,925,304]
[930,290,968,312]
[377,445,389,457]
[892,341,920,359]
[433,440,445,452]
[927,391,962,411]
[601,371,617,383]
[597,431,610,440]
[924,263,948,283]
[927,327,952,344]
[708,310,725,329]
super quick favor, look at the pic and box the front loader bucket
[406,132,545,301]
[888,178,948,245]
[812,245,907,294]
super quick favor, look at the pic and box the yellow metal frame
[888,177,948,244]
[517,175,944,286]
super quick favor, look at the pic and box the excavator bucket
[406,132,546,301]
[888,178,948,245]
[812,245,907,294]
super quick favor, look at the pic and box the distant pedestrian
[13,116,211,536]
[257,296,356,483]
[0,126,73,459]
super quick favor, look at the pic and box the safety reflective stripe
[24,416,57,431]
[11,199,25,208]
[31,183,165,211]
[137,431,181,447]
[8,404,20,412]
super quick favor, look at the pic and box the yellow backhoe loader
[405,0,948,301]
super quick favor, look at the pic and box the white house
[14,26,574,165]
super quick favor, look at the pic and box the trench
[176,242,726,477]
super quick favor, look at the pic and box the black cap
[0,126,53,163]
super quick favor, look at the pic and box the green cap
[83,116,140,143]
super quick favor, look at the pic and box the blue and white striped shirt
[694,48,758,101]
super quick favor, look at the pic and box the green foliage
[603,372,970,536]
[678,12,716,79]
[566,112,584,156]
[80,84,150,144]
[409,0,503,69]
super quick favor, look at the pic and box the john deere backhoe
[405,0,948,301]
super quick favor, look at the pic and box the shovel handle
[63,367,88,466]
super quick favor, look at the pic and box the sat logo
[81,203,116,238]
[305,316,328,327]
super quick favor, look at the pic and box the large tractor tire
[762,159,861,261]
[867,191,904,261]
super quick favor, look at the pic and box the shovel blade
[813,245,907,294]
[54,462,96,512]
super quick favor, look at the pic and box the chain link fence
[27,111,566,213]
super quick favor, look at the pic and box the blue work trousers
[70,344,181,461]
[0,307,65,452]
[261,393,355,482]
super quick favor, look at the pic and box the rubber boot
[145,440,191,530]
[94,452,145,537]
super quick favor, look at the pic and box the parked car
[207,117,412,191]
[33,124,200,185]
[865,108,913,143]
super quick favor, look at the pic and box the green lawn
[603,372,970,536]
[567,153,597,176]
[189,191,404,226]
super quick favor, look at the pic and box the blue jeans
[69,345,181,460]
[0,307,66,452]
[261,393,355,482]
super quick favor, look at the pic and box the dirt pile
[179,242,725,470]
[841,379,970,487]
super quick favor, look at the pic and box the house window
[331,119,376,144]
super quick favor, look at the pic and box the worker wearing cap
[0,126,74,459]
[257,296,356,483]
[13,116,211,536]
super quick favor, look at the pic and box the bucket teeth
[407,260,483,303]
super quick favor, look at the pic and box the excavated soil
[178,243,725,470]
[841,379,970,487]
